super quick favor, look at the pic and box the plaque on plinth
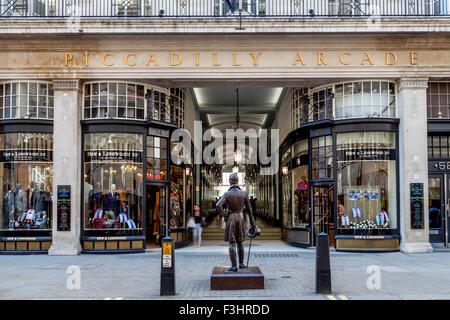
[210,266,264,290]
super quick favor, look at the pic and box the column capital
[52,79,80,91]
[397,77,428,90]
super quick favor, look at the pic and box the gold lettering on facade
[102,53,114,66]
[293,52,305,65]
[339,52,351,65]
[64,53,73,66]
[361,52,374,65]
[146,53,159,66]
[195,52,200,66]
[249,52,261,66]
[410,51,418,65]
[318,52,327,65]
[213,53,221,66]
[84,52,89,66]
[125,53,136,66]
[385,51,397,65]
[170,53,182,66]
[233,53,241,66]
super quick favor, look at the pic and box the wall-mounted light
[282,166,289,175]
[232,165,239,174]
[234,147,242,164]
[186,167,191,176]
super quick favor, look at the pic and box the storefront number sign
[410,183,424,229]
[429,160,450,172]
[162,242,172,268]
[57,185,71,231]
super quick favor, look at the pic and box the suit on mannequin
[14,184,27,215]
[104,184,120,216]
[26,181,36,210]
[4,187,15,228]
[33,183,49,212]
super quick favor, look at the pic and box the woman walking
[192,205,206,247]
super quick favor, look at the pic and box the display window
[291,140,309,227]
[0,133,53,233]
[311,135,333,180]
[169,166,184,228]
[427,82,450,118]
[83,133,143,233]
[336,131,397,234]
[0,81,54,120]
[146,135,168,180]
[281,149,292,228]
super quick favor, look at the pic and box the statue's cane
[246,236,253,268]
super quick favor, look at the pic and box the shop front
[79,81,191,253]
[281,80,400,251]
[0,81,54,253]
[427,82,450,247]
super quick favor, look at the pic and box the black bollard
[160,236,175,296]
[315,232,332,294]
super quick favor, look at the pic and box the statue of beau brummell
[216,173,260,272]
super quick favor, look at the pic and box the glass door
[145,185,167,247]
[428,174,446,245]
[312,184,334,246]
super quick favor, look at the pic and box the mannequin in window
[33,183,49,213]
[4,184,15,229]
[26,181,36,210]
[119,201,129,228]
[104,184,120,217]
[14,183,27,216]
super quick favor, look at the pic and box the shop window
[427,135,450,158]
[83,82,185,128]
[83,133,143,232]
[335,81,396,119]
[281,149,292,228]
[291,140,309,227]
[427,82,450,119]
[311,135,333,180]
[147,135,168,180]
[0,133,53,233]
[0,81,54,120]
[170,166,184,228]
[336,132,397,235]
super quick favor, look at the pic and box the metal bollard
[160,236,175,296]
[315,232,332,294]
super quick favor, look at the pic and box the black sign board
[428,160,450,173]
[0,149,53,162]
[84,150,142,163]
[410,183,424,229]
[57,185,71,231]
[310,127,331,138]
[337,148,396,162]
[291,154,309,169]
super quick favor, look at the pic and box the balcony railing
[1,0,449,18]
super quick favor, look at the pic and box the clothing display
[352,207,361,218]
[341,215,350,226]
[376,210,390,226]
[126,219,136,229]
[104,191,120,215]
[14,189,27,214]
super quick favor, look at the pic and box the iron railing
[0,0,449,18]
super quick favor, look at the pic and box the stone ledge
[2,17,450,34]
[48,243,82,256]
[400,241,434,253]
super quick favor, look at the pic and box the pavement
[1,240,450,300]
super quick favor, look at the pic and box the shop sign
[291,154,308,169]
[410,183,424,229]
[310,127,331,138]
[84,150,142,162]
[0,149,52,162]
[337,148,396,161]
[429,160,450,173]
[57,185,71,231]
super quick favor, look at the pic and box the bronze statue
[216,173,257,272]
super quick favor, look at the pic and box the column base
[48,243,82,256]
[400,242,434,254]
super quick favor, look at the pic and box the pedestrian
[192,205,206,247]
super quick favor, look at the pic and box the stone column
[397,77,433,253]
[48,80,82,255]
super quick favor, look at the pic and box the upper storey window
[83,81,185,128]
[291,80,397,129]
[0,81,54,120]
[427,82,450,119]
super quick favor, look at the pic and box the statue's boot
[238,242,247,269]
[228,244,238,272]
